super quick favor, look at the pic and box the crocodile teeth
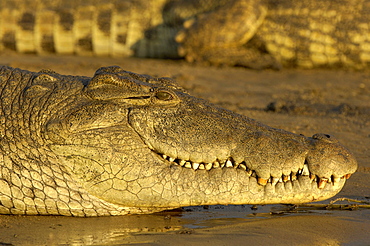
[291,173,297,181]
[318,178,328,189]
[185,162,192,169]
[302,164,310,175]
[282,175,290,182]
[251,171,257,178]
[156,152,344,189]
[225,160,233,168]
[205,163,213,170]
[310,174,316,182]
[272,177,280,185]
[192,163,200,170]
[239,163,247,171]
[297,168,303,176]
[258,177,268,185]
[213,161,220,168]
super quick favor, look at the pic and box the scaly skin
[174,0,370,69]
[0,0,178,58]
[0,66,357,216]
[1,0,369,68]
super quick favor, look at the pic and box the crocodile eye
[155,91,173,101]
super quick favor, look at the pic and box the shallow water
[0,201,369,245]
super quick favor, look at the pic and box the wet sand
[0,53,369,245]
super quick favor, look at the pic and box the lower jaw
[251,175,346,205]
[173,172,347,207]
[125,169,346,209]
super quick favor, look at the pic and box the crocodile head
[45,66,357,213]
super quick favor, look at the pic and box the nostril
[312,133,338,143]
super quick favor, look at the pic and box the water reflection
[0,212,184,245]
[0,202,368,245]
[0,205,280,245]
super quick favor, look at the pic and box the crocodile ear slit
[86,75,151,101]
[93,66,124,76]
[24,73,58,98]
[86,67,181,101]
[23,84,51,98]
[87,74,123,90]
[33,73,57,83]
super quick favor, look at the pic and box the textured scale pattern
[0,0,369,68]
[0,67,157,216]
[0,0,179,58]
[259,0,370,68]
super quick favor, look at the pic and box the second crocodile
[1,0,369,69]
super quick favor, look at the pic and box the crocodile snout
[305,133,357,184]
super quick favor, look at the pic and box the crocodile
[1,0,370,69]
[0,65,357,216]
